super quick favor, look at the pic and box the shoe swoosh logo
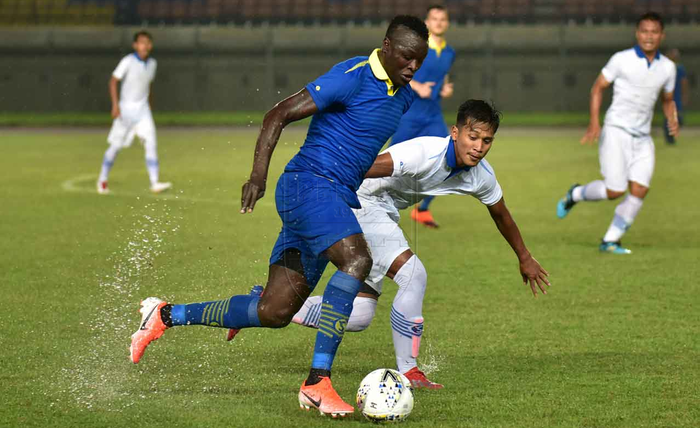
[139,306,158,330]
[302,392,322,408]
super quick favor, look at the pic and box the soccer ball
[356,369,414,423]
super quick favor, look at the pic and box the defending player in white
[97,31,172,195]
[292,99,550,388]
[557,12,679,254]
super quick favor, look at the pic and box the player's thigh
[275,172,366,266]
[628,135,655,189]
[107,117,133,148]
[135,113,157,153]
[354,206,410,294]
[599,126,631,192]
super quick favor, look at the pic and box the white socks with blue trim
[99,145,121,183]
[572,180,608,202]
[390,255,427,374]
[603,195,644,243]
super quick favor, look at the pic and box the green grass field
[1,126,699,427]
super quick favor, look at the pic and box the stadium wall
[0,24,697,113]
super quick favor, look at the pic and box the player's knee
[606,189,625,200]
[346,296,378,332]
[346,253,373,281]
[257,300,295,328]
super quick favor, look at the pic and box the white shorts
[354,203,410,294]
[107,106,156,149]
[599,125,655,192]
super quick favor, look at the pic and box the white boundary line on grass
[61,174,249,206]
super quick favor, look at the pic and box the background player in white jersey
[557,12,678,254]
[291,100,550,388]
[97,31,172,195]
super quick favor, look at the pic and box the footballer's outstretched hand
[240,179,265,214]
[519,254,550,297]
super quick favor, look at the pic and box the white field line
[61,174,273,207]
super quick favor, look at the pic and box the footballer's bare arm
[581,73,612,145]
[662,92,679,137]
[486,197,550,296]
[109,76,120,119]
[364,153,394,179]
[241,89,318,214]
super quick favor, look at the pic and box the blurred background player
[557,12,678,254]
[391,4,455,229]
[129,16,429,418]
[291,100,550,389]
[97,30,172,195]
[663,48,689,145]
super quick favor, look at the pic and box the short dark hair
[133,30,153,42]
[637,12,664,30]
[427,4,447,15]
[456,100,502,133]
[385,15,429,42]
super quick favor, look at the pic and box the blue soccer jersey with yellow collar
[284,49,415,208]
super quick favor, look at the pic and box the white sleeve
[386,141,433,178]
[601,53,621,83]
[112,56,130,80]
[473,164,503,206]
[664,62,676,94]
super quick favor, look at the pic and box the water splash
[419,341,444,375]
[56,202,181,411]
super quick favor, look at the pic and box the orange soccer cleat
[410,207,439,229]
[298,376,354,418]
[403,367,444,390]
[129,297,169,364]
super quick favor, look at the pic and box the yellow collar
[368,49,398,96]
[429,36,446,57]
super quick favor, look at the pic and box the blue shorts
[269,172,363,288]
[391,118,449,146]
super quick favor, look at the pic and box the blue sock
[419,195,435,211]
[170,295,261,329]
[311,271,363,371]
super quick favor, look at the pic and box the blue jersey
[285,49,415,208]
[674,64,686,112]
[402,38,456,121]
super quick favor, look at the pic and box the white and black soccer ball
[356,368,414,423]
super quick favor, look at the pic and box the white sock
[144,140,159,184]
[292,295,377,332]
[603,195,644,242]
[390,255,427,374]
[98,145,120,183]
[572,180,608,202]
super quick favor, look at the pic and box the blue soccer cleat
[557,183,580,219]
[599,241,632,255]
[226,285,264,341]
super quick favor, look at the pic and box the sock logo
[318,303,349,339]
[334,319,347,335]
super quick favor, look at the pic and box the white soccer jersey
[357,135,503,214]
[112,53,157,109]
[602,46,676,136]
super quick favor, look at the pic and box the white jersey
[357,135,503,215]
[112,53,157,111]
[602,46,675,136]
